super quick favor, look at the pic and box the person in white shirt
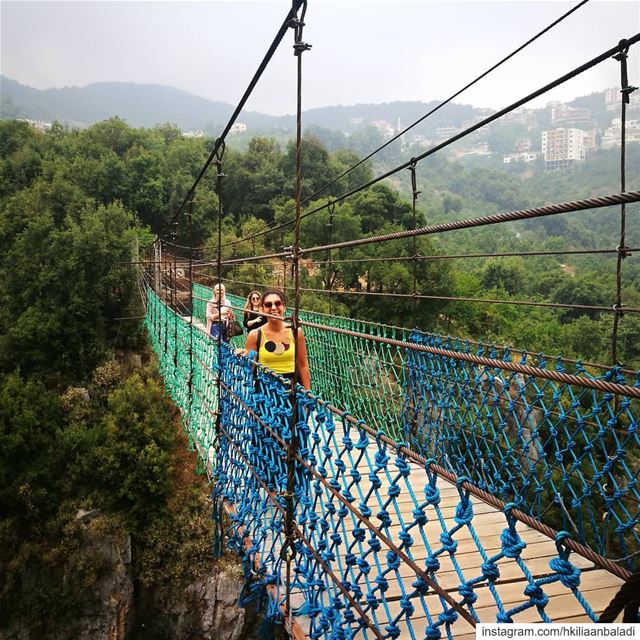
[206,283,234,341]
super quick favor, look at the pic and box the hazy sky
[1,1,639,115]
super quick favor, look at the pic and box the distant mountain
[0,76,288,130]
[1,76,480,135]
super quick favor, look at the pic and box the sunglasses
[263,300,283,309]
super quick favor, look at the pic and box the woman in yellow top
[245,290,311,390]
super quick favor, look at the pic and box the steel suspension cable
[208,190,640,265]
[306,247,640,265]
[156,0,304,241]
[217,0,592,250]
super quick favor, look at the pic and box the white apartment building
[230,123,247,134]
[182,130,203,138]
[541,128,585,170]
[602,118,640,148]
[606,87,640,112]
[503,152,538,164]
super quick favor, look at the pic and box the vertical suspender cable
[327,202,335,316]
[188,198,194,428]
[408,160,420,328]
[606,41,636,556]
[611,40,636,365]
[214,141,226,438]
[163,257,169,355]
[281,0,310,623]
[173,250,178,368]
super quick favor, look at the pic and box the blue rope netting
[145,287,638,637]
[403,329,640,564]
[193,283,640,564]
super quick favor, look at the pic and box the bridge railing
[146,287,637,636]
[191,283,640,564]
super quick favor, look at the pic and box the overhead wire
[156,0,305,241]
[217,0,592,250]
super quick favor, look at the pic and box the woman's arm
[245,328,259,354]
[296,328,311,390]
[206,301,220,321]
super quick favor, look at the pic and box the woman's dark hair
[261,289,286,306]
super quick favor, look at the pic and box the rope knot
[481,561,500,582]
[549,557,581,590]
[387,551,402,570]
[458,583,477,604]
[454,498,473,525]
[412,576,430,595]
[500,526,526,558]
[524,583,549,608]
[399,595,415,616]
[424,483,441,506]
[439,608,458,625]
[440,532,458,553]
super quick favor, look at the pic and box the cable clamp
[617,245,632,259]
[279,537,297,562]
[621,85,638,100]
[293,41,312,55]
[283,245,295,260]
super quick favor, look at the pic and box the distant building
[455,142,492,158]
[350,117,364,126]
[17,118,52,132]
[230,122,247,134]
[602,118,640,148]
[435,125,462,140]
[503,152,538,164]
[499,107,537,127]
[605,87,619,111]
[370,120,395,137]
[551,103,591,125]
[582,128,600,152]
[605,88,640,113]
[541,128,585,170]
[461,115,489,131]
[182,130,203,138]
[411,134,432,148]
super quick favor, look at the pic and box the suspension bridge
[136,0,640,636]
[140,282,639,638]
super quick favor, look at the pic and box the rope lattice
[146,288,638,637]
[403,330,640,566]
[192,284,640,562]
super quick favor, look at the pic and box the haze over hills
[0,75,486,134]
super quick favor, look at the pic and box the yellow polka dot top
[257,328,296,375]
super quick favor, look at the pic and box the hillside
[0,76,283,130]
[0,75,549,136]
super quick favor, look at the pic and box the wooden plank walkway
[247,420,625,639]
